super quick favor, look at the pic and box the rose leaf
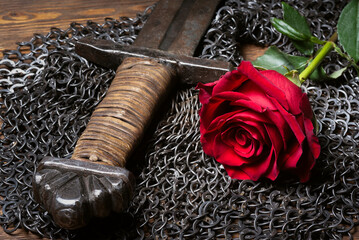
[270,18,309,41]
[292,40,315,56]
[337,0,359,63]
[284,70,302,87]
[308,66,326,82]
[253,46,309,75]
[282,2,312,37]
[271,2,315,55]
[329,67,347,79]
[308,65,347,82]
[312,114,320,135]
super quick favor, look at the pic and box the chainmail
[0,0,358,239]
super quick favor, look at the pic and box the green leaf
[334,43,359,73]
[337,0,359,62]
[333,44,347,58]
[270,18,309,41]
[253,46,309,75]
[284,70,302,87]
[310,36,326,45]
[308,65,346,82]
[308,66,327,82]
[282,2,315,54]
[271,3,315,55]
[329,67,347,79]
[292,40,314,55]
[312,114,320,135]
[282,2,312,37]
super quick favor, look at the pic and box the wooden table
[0,0,157,55]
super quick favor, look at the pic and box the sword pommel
[33,157,135,230]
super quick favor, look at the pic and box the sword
[33,0,233,230]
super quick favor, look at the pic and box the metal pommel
[33,157,135,230]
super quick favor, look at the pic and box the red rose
[197,61,320,182]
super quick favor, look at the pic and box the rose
[197,61,320,182]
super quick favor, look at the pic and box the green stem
[299,32,338,83]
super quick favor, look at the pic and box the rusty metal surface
[134,0,222,55]
[75,37,233,85]
[133,0,184,50]
[161,0,222,55]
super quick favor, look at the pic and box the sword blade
[133,0,222,55]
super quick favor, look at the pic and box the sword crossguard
[74,37,233,85]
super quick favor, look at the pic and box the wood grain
[0,0,157,56]
[240,43,267,62]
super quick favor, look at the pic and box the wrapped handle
[72,57,175,167]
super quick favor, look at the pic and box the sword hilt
[33,57,175,229]
[32,0,230,230]
[72,57,175,166]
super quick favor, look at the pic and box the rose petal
[237,61,289,111]
[263,148,280,180]
[235,80,278,110]
[236,118,271,146]
[299,93,314,119]
[212,70,248,95]
[295,142,314,182]
[196,81,217,105]
[220,121,266,160]
[260,70,304,115]
[200,132,216,156]
[233,138,256,158]
[232,99,263,112]
[269,96,306,144]
[206,111,239,133]
[238,123,265,144]
[280,138,303,169]
[303,118,321,160]
[221,128,248,148]
[236,147,276,181]
[199,98,232,130]
[214,91,264,113]
[265,109,290,150]
[264,124,283,156]
[223,164,251,180]
[214,135,248,166]
[235,129,249,145]
[224,114,267,142]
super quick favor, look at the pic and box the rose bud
[197,61,320,182]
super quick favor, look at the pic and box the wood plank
[0,230,42,240]
[240,43,267,62]
[0,0,157,56]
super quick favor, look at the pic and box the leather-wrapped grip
[72,57,175,167]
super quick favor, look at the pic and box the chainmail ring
[0,0,358,239]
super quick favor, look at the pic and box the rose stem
[299,32,338,83]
